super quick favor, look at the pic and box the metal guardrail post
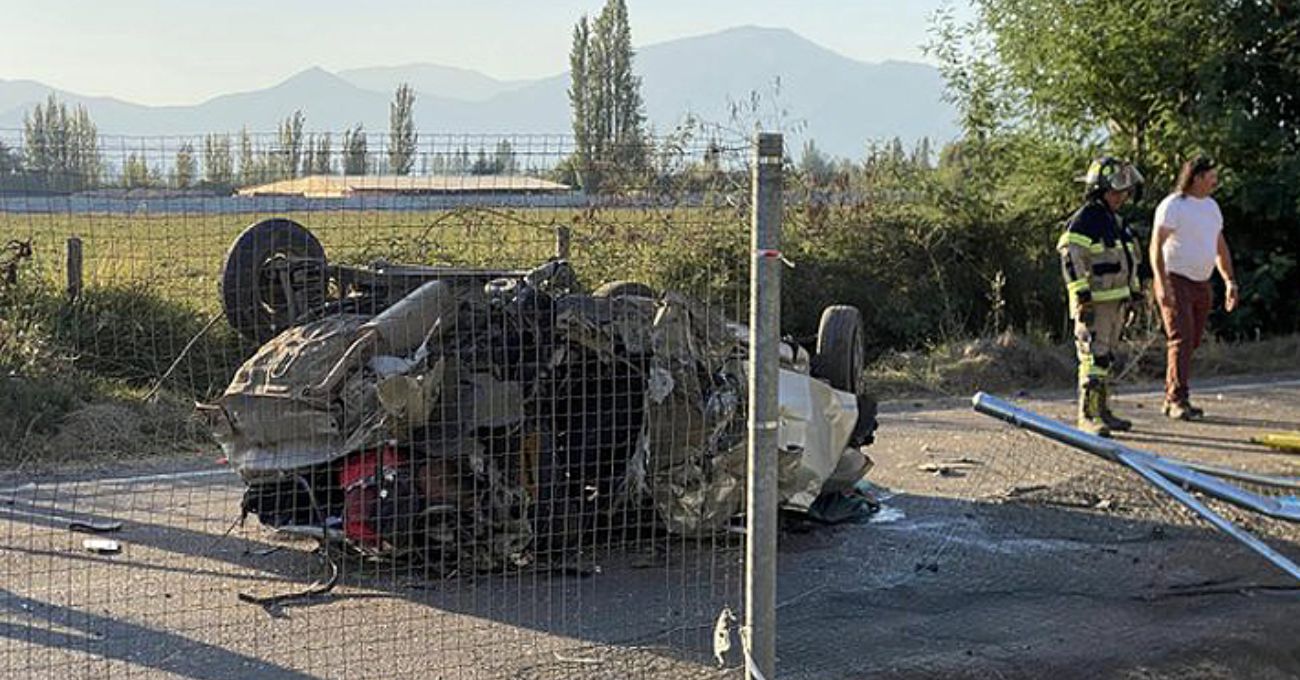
[746,132,783,680]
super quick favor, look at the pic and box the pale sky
[0,0,974,106]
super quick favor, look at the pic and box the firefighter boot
[1099,384,1132,432]
[1077,382,1111,438]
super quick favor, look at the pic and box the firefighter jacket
[1057,198,1142,316]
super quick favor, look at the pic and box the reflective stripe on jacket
[1057,199,1141,314]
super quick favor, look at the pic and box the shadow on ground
[3,471,1299,679]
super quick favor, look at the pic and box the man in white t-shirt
[1149,156,1238,420]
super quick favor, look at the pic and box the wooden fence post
[555,226,572,260]
[66,236,83,301]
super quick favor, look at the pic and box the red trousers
[1158,273,1212,404]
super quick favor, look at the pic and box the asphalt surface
[2,375,1299,679]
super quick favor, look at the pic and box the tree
[912,137,933,170]
[203,134,234,186]
[171,142,196,188]
[969,0,1224,168]
[121,152,153,188]
[342,124,368,175]
[567,0,647,190]
[798,139,833,185]
[310,133,332,175]
[569,16,593,186]
[0,141,20,175]
[931,0,1300,337]
[22,94,102,192]
[275,110,305,179]
[0,141,21,192]
[493,139,517,174]
[238,127,259,185]
[470,147,493,175]
[388,84,417,175]
[70,107,102,189]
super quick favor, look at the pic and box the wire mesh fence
[0,129,811,679]
[7,127,1297,680]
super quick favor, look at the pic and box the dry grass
[865,329,1300,400]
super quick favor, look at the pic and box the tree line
[2,83,528,192]
[775,0,1300,345]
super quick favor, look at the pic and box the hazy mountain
[635,26,953,157]
[338,64,527,102]
[0,26,957,159]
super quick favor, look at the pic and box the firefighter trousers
[1074,301,1125,387]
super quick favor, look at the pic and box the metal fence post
[746,132,783,679]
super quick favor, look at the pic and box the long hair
[1176,155,1216,194]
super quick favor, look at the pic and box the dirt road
[2,376,1298,679]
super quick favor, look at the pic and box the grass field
[1,205,751,317]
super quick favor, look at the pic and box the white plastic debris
[83,538,121,554]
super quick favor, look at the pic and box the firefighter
[1058,157,1145,437]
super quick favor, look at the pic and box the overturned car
[203,218,877,571]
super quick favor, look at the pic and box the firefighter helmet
[1080,156,1144,194]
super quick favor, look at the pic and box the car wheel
[811,305,864,394]
[220,218,327,343]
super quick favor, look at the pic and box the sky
[0,0,974,106]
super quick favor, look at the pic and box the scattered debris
[712,606,736,667]
[83,538,121,554]
[238,548,340,608]
[917,458,983,477]
[552,651,603,665]
[68,519,124,534]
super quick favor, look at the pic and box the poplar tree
[276,110,305,179]
[22,94,102,191]
[567,0,647,190]
[388,84,417,175]
[203,134,234,186]
[343,124,368,175]
[172,142,196,188]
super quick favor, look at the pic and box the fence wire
[0,130,772,679]
[7,128,1294,680]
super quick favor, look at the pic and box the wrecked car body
[205,218,877,571]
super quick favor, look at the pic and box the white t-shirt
[1155,193,1222,282]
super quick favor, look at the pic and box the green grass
[0,205,752,465]
[2,206,751,315]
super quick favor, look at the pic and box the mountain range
[0,26,957,160]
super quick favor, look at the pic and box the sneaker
[1162,400,1202,421]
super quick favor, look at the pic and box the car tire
[220,218,327,343]
[811,305,864,394]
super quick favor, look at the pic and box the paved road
[2,376,1298,679]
